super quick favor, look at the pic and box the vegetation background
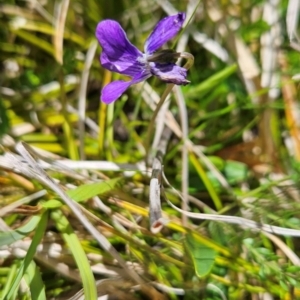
[1,0,300,299]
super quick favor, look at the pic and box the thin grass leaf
[51,209,97,300]
[163,178,300,237]
[0,264,17,300]
[53,0,70,65]
[0,215,44,247]
[2,212,48,300]
[15,142,145,286]
[12,30,54,56]
[189,152,223,210]
[23,261,46,300]
[186,64,237,99]
[67,177,121,202]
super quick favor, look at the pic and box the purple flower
[95,13,189,104]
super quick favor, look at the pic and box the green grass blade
[41,178,122,210]
[0,215,44,247]
[186,64,237,99]
[2,212,48,300]
[0,264,17,300]
[23,261,46,300]
[51,209,97,300]
[67,177,121,202]
[190,152,223,210]
[12,30,54,56]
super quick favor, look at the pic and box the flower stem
[98,70,112,157]
[145,83,174,165]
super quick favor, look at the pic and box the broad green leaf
[184,232,216,278]
[2,212,48,300]
[241,20,270,42]
[51,209,97,300]
[208,221,234,247]
[0,215,43,247]
[223,160,248,184]
[206,156,226,171]
[67,177,121,202]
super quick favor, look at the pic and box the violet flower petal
[144,13,186,54]
[150,62,190,85]
[96,20,143,76]
[101,80,132,104]
[101,73,151,104]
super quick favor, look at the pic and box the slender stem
[59,68,78,160]
[145,84,174,165]
[106,102,114,161]
[98,70,111,157]
[174,85,189,225]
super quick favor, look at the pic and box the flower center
[137,50,180,70]
[137,54,152,73]
[137,54,149,64]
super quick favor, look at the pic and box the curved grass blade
[2,212,48,300]
[42,178,122,210]
[15,142,144,286]
[51,209,97,300]
[186,64,237,99]
[67,178,121,202]
[0,215,43,247]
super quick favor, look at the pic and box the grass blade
[51,209,97,300]
[24,261,46,300]
[0,215,44,247]
[2,212,48,300]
